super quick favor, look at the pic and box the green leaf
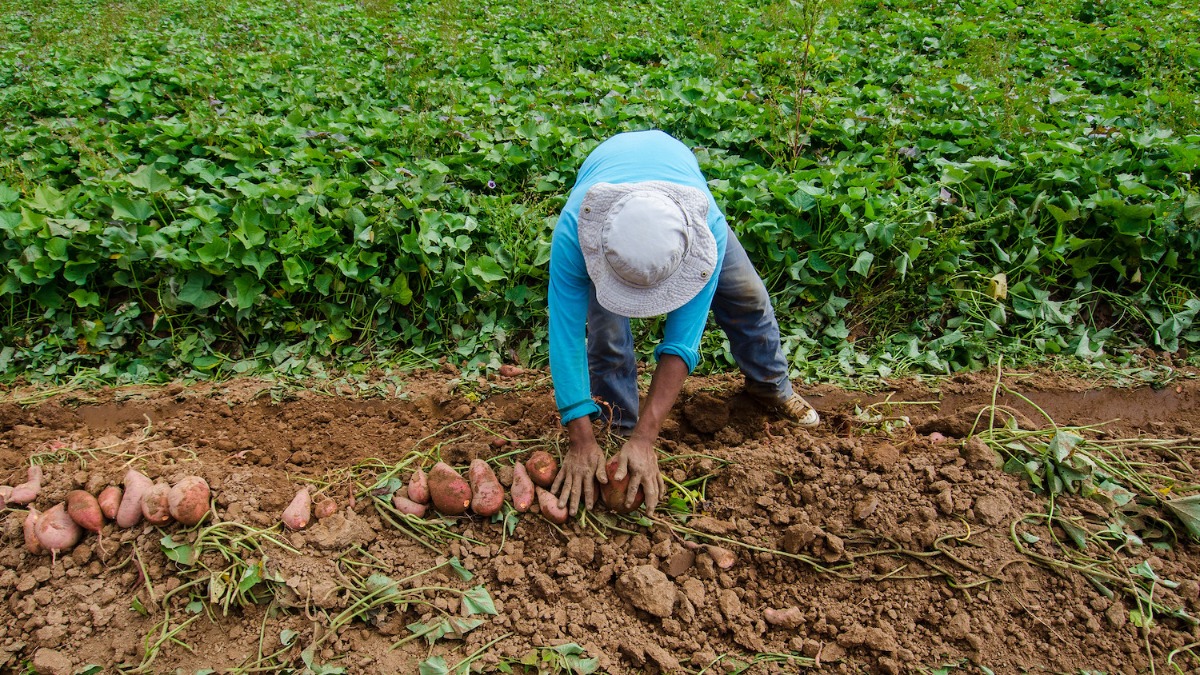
[232,275,265,310]
[280,628,299,646]
[185,599,204,614]
[419,656,450,675]
[111,195,154,222]
[28,185,67,214]
[1164,495,1200,540]
[850,250,874,276]
[131,595,148,616]
[179,272,223,309]
[0,183,18,206]
[69,289,101,308]
[461,585,497,615]
[126,165,174,193]
[448,557,474,581]
[232,203,267,248]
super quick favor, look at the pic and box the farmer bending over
[548,130,820,517]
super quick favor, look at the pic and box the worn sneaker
[774,393,821,427]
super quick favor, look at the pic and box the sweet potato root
[600,457,644,514]
[282,487,312,530]
[97,486,122,521]
[117,469,153,528]
[468,459,505,517]
[536,487,568,525]
[24,507,45,555]
[314,497,337,519]
[407,468,430,504]
[9,465,43,505]
[168,476,211,526]
[510,464,535,512]
[35,503,83,562]
[428,462,471,516]
[66,490,105,534]
[392,491,428,517]
[525,451,558,488]
[141,482,173,526]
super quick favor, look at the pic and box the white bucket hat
[578,181,716,318]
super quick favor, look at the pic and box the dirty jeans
[587,225,794,434]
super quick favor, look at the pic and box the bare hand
[612,438,665,515]
[551,424,607,516]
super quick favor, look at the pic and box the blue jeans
[587,226,794,433]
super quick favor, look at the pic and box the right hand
[551,420,607,516]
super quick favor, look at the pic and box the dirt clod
[616,565,677,618]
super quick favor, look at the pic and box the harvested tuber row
[35,503,82,564]
[142,482,173,526]
[97,486,122,520]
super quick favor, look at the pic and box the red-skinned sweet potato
[407,468,430,504]
[8,465,43,505]
[282,487,312,530]
[468,459,505,517]
[97,486,122,520]
[117,469,153,528]
[428,462,471,516]
[536,487,568,524]
[510,463,535,512]
[66,490,105,534]
[525,451,558,488]
[36,503,83,563]
[314,497,337,519]
[392,491,428,517]
[24,507,45,555]
[141,482,173,526]
[600,457,644,514]
[168,476,210,526]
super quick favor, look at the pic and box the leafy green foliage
[0,0,1197,380]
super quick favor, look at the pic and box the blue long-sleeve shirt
[548,131,729,425]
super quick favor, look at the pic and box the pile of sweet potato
[4,466,211,562]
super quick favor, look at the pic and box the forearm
[631,355,688,444]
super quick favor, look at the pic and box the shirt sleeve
[548,213,602,425]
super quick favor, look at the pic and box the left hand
[612,437,666,515]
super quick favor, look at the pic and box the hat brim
[578,181,716,318]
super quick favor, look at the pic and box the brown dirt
[2,368,1200,674]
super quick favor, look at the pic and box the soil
[2,367,1200,674]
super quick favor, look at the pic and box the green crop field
[1,0,1198,383]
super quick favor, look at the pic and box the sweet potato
[97,486,122,520]
[705,545,736,570]
[536,487,568,525]
[66,490,105,534]
[35,503,83,563]
[600,457,644,514]
[24,507,45,555]
[117,469,153,528]
[428,462,471,516]
[510,463,535,512]
[392,491,428,517]
[168,476,210,526]
[763,606,804,629]
[468,459,505,517]
[141,482,173,526]
[282,487,312,530]
[407,468,430,504]
[314,497,337,519]
[498,364,523,377]
[9,465,43,505]
[525,451,558,488]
